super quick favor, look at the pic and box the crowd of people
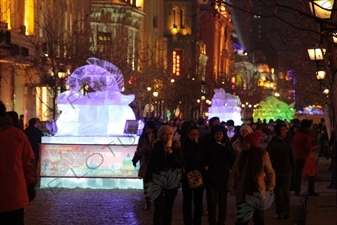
[0,101,44,225]
[133,116,331,225]
[1,100,332,225]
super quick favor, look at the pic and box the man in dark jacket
[24,118,44,165]
[267,123,296,220]
[202,125,236,225]
[225,119,239,144]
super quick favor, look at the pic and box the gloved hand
[132,159,137,167]
[27,183,36,202]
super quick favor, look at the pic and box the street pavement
[24,152,336,225]
[25,188,306,225]
[305,153,337,225]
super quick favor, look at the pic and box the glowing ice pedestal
[208,88,242,125]
[41,58,142,189]
[40,136,142,190]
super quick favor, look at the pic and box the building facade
[0,0,234,122]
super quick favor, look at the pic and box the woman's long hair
[238,146,265,192]
[141,120,157,139]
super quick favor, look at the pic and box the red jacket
[293,129,314,160]
[0,125,37,212]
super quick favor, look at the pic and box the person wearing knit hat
[228,130,275,225]
[232,125,254,156]
[244,130,263,148]
[203,125,236,225]
[240,125,253,135]
[144,125,185,225]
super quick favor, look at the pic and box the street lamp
[309,0,335,19]
[309,0,337,190]
[323,87,330,95]
[333,33,337,43]
[57,71,67,93]
[307,46,326,60]
[316,70,327,80]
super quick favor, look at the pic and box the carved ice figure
[208,88,242,125]
[252,96,295,123]
[55,58,136,136]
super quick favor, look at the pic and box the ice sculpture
[208,88,242,125]
[252,96,295,123]
[55,58,136,136]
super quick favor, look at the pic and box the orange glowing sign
[173,50,183,76]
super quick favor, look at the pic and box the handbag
[302,155,317,176]
[185,169,203,189]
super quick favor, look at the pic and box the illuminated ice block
[208,88,242,125]
[55,58,136,136]
[252,96,295,122]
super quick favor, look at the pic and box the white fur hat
[239,125,253,136]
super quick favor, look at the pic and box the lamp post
[57,71,67,93]
[308,0,337,190]
[309,0,335,19]
[153,91,159,118]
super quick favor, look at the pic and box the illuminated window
[172,50,183,76]
[180,9,185,28]
[0,0,11,25]
[173,9,177,28]
[97,32,112,43]
[25,0,35,34]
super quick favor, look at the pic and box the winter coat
[135,133,155,178]
[293,129,314,160]
[24,126,44,160]
[181,138,203,173]
[145,140,185,187]
[232,136,245,156]
[0,118,37,212]
[266,136,296,177]
[202,140,236,191]
[228,148,275,203]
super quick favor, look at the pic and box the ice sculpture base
[40,177,142,190]
[42,135,139,145]
[208,110,242,126]
[40,136,141,190]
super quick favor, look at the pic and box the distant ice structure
[55,58,136,136]
[208,88,242,125]
[252,96,295,123]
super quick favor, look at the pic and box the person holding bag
[181,126,204,225]
[293,119,319,196]
[145,125,185,225]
